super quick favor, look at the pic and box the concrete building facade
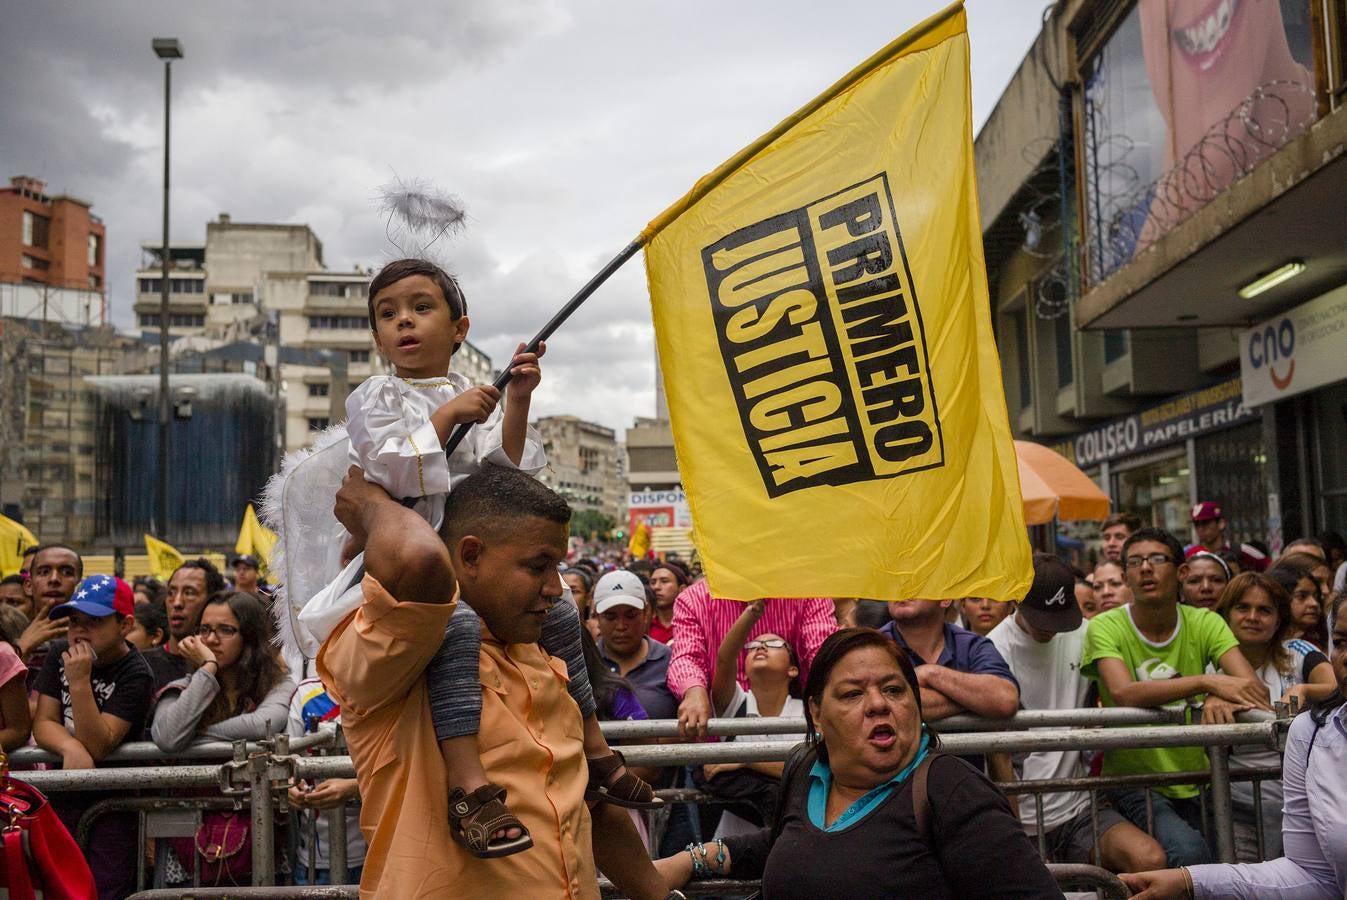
[0,319,146,546]
[977,0,1347,551]
[534,415,624,522]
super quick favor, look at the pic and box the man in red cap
[1184,501,1230,558]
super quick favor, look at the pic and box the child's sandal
[447,783,534,858]
[585,750,664,809]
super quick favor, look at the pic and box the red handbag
[0,752,97,900]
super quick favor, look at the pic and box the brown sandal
[585,750,664,809]
[447,783,534,858]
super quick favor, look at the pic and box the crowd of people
[3,252,1345,900]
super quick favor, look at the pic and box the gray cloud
[3,1,1042,435]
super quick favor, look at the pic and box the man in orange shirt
[320,465,665,899]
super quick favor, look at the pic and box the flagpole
[442,239,643,457]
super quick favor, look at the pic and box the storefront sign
[628,487,692,532]
[1073,378,1256,467]
[1240,285,1347,407]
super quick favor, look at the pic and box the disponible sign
[1074,379,1256,467]
[1240,286,1347,407]
[628,488,692,532]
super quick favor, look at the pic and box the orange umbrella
[1014,441,1111,526]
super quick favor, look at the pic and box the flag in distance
[144,533,184,580]
[235,503,278,578]
[642,2,1032,602]
[628,520,652,560]
[0,515,38,577]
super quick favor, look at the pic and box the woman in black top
[657,628,1061,898]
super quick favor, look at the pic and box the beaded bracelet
[684,837,727,878]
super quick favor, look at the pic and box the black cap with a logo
[1018,555,1083,633]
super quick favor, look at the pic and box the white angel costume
[275,371,545,659]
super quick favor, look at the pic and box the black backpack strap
[770,741,815,843]
[910,753,937,841]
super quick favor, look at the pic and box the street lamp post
[152,37,182,540]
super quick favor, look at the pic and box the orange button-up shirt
[317,575,597,899]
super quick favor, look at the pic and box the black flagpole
[442,239,642,457]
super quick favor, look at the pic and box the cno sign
[1240,285,1347,407]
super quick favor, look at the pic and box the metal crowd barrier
[124,864,1130,899]
[35,711,1292,893]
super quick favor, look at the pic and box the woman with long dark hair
[151,591,294,750]
[1209,572,1335,861]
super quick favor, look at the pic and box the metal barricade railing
[44,710,1294,892]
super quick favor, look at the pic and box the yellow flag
[235,504,277,577]
[144,533,184,580]
[642,3,1031,601]
[628,521,651,560]
[0,515,38,577]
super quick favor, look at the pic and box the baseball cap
[592,570,648,615]
[1191,501,1222,523]
[51,575,134,619]
[1238,543,1270,572]
[230,554,259,569]
[1017,556,1082,633]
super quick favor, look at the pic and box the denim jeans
[293,863,364,886]
[1108,788,1213,867]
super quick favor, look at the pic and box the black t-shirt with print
[34,640,154,745]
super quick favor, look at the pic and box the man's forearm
[590,803,665,900]
[33,718,81,755]
[922,668,1018,719]
[919,687,962,720]
[1109,674,1210,709]
[67,683,115,758]
[360,494,453,605]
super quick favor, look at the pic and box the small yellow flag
[0,515,38,578]
[642,3,1031,601]
[628,521,652,560]
[144,534,185,580]
[234,504,277,578]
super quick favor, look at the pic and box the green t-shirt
[1080,604,1239,798]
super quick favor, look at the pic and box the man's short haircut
[366,258,467,330]
[173,558,226,597]
[1282,537,1326,559]
[0,575,24,588]
[1103,513,1142,533]
[440,465,571,543]
[30,543,83,578]
[1122,527,1184,565]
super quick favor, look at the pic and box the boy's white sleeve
[345,378,451,499]
[472,403,547,475]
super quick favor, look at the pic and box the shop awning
[1015,441,1111,526]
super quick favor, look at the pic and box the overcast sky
[3,1,1043,435]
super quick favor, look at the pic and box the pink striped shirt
[665,579,837,699]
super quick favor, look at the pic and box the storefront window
[1081,1,1317,284]
[1194,421,1269,546]
[1113,450,1190,535]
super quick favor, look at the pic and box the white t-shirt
[724,684,804,741]
[1230,639,1327,772]
[988,614,1091,833]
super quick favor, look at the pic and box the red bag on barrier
[169,810,251,886]
[0,775,97,900]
